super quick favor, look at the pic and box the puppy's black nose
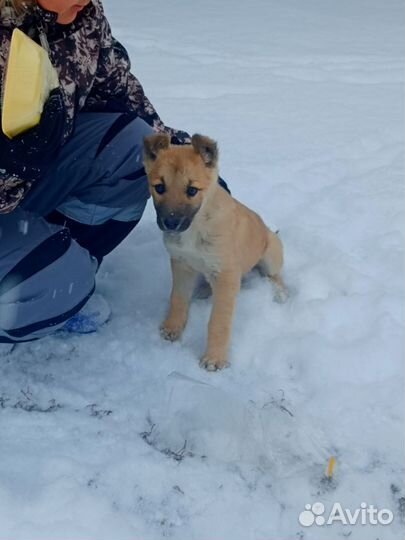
[163,215,182,231]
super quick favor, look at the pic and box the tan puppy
[143,133,287,371]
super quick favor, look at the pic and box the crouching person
[0,0,191,343]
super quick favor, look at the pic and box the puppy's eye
[154,184,166,195]
[186,186,199,198]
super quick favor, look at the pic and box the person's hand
[0,88,66,181]
[166,127,191,146]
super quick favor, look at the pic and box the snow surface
[1,1,404,538]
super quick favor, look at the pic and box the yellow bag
[1,28,59,139]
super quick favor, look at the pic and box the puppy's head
[143,133,219,233]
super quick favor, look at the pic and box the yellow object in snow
[326,456,337,479]
[1,28,59,139]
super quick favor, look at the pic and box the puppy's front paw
[160,320,184,342]
[199,354,229,371]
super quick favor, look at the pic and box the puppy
[143,133,287,371]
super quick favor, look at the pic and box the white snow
[1,0,404,538]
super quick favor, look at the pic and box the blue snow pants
[0,113,154,343]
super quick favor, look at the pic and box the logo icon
[299,502,325,527]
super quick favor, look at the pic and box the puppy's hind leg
[258,230,288,303]
[160,258,197,341]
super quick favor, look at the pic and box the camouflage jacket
[0,0,190,213]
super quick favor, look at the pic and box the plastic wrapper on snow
[144,372,330,476]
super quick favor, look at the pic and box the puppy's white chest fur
[164,227,220,275]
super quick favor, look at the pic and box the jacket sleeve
[83,10,191,145]
[0,29,10,89]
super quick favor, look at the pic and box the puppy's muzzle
[156,203,201,233]
[157,212,191,233]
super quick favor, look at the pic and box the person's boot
[61,293,111,334]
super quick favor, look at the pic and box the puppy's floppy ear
[143,133,171,162]
[191,134,218,168]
